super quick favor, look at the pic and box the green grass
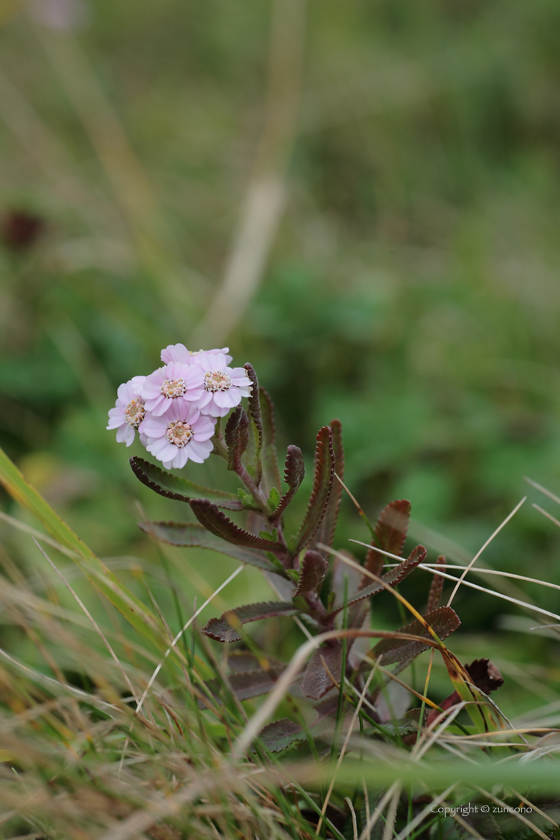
[2,445,560,838]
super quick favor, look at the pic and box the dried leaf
[372,606,461,665]
[259,387,282,492]
[139,521,281,574]
[272,445,305,518]
[315,419,344,551]
[202,601,299,642]
[361,499,411,587]
[258,718,306,753]
[244,363,263,484]
[329,545,427,618]
[427,555,446,613]
[294,427,335,555]
[225,406,250,471]
[301,642,342,699]
[294,550,329,596]
[130,457,244,509]
[189,499,285,552]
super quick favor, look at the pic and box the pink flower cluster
[107,345,252,469]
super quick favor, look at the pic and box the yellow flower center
[124,399,145,428]
[160,378,186,398]
[204,370,231,392]
[165,421,193,448]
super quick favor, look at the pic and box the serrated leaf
[361,499,411,587]
[258,718,306,753]
[301,642,342,699]
[329,545,427,618]
[225,406,250,471]
[259,387,282,493]
[372,606,461,665]
[294,427,335,555]
[244,363,263,485]
[314,419,344,551]
[293,550,329,596]
[189,499,285,553]
[139,521,282,574]
[202,601,299,642]
[268,487,281,510]
[427,555,446,613]
[272,445,306,519]
[130,456,244,510]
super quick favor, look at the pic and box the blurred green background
[2,0,560,705]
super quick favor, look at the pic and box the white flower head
[161,344,232,366]
[107,376,147,447]
[137,362,205,417]
[142,402,216,469]
[188,351,252,418]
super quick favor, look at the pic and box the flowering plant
[108,346,504,749]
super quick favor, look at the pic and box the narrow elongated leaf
[130,456,244,510]
[272,445,305,518]
[138,521,282,574]
[315,419,344,550]
[361,499,411,587]
[244,363,263,484]
[427,555,446,612]
[225,406,250,472]
[426,659,504,727]
[301,642,342,699]
[294,550,329,596]
[0,447,160,641]
[372,606,460,665]
[294,426,335,555]
[259,387,282,492]
[203,601,299,642]
[189,499,285,552]
[202,668,282,705]
[328,545,427,618]
[440,649,506,733]
[258,718,306,753]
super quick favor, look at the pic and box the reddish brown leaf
[464,658,504,694]
[314,419,345,551]
[259,387,282,492]
[372,606,461,665]
[244,363,263,484]
[189,499,284,552]
[225,406,250,471]
[301,642,342,699]
[361,499,411,587]
[138,521,281,574]
[427,555,446,613]
[329,545,427,619]
[258,718,306,753]
[294,427,335,554]
[272,445,305,518]
[294,550,329,596]
[202,601,299,642]
[130,457,244,509]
